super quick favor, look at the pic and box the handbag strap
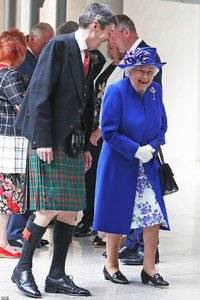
[158,146,165,164]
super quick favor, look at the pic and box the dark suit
[7,50,37,241]
[124,39,162,253]
[16,33,95,149]
[17,50,37,88]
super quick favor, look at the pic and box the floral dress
[0,174,24,214]
[131,162,167,229]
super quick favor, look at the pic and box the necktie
[83,50,90,78]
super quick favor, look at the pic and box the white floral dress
[131,162,167,229]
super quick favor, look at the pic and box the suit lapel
[67,34,85,105]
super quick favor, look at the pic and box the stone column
[4,0,17,30]
[0,0,5,32]
[55,0,67,28]
[19,0,45,33]
[40,0,57,29]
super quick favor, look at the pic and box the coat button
[33,141,36,144]
[69,125,73,129]
[78,109,82,114]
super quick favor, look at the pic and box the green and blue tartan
[26,147,86,211]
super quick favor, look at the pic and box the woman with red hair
[0,28,27,258]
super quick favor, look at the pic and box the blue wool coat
[92,78,170,235]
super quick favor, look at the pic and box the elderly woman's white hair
[118,47,166,77]
[124,65,159,77]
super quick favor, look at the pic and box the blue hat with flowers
[118,47,166,69]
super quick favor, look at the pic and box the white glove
[134,145,155,163]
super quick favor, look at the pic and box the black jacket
[16,33,100,149]
[17,50,37,88]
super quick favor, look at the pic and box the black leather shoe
[11,267,42,298]
[103,266,129,284]
[74,222,93,237]
[92,235,106,247]
[38,239,49,247]
[9,238,24,248]
[9,238,49,249]
[118,246,136,259]
[45,275,91,296]
[121,252,143,265]
[141,269,169,287]
[121,248,159,265]
[102,246,135,259]
[102,251,107,257]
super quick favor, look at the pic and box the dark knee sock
[16,216,47,271]
[48,220,74,279]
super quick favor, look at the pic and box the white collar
[129,37,142,52]
[27,46,36,57]
[75,30,87,52]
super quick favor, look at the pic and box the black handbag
[64,125,85,159]
[156,147,179,195]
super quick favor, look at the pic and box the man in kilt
[7,22,54,250]
[12,3,117,298]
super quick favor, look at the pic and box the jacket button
[78,109,82,114]
[33,141,36,144]
[69,125,73,129]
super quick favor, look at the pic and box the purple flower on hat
[118,47,166,69]
[123,51,136,65]
[124,48,157,66]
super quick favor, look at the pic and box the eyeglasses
[133,68,157,77]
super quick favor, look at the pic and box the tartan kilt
[24,147,86,211]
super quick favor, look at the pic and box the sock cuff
[22,221,47,241]
[25,218,47,234]
[54,220,74,232]
[25,214,35,228]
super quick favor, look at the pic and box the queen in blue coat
[93,47,170,287]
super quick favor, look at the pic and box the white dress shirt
[75,30,88,62]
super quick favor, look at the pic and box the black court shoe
[141,269,169,287]
[103,266,129,284]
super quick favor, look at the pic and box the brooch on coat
[89,53,99,65]
[150,87,156,100]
